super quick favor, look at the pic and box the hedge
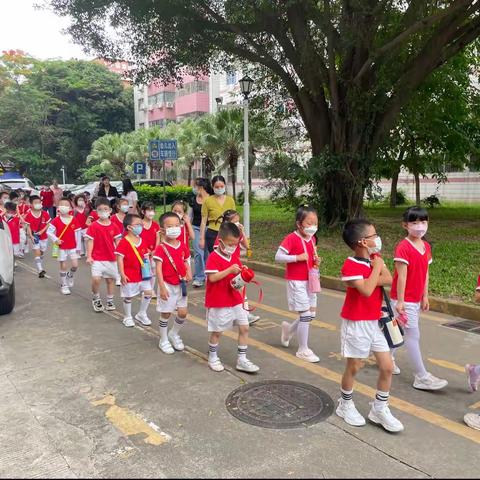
[135,184,193,207]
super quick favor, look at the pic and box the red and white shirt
[110,214,125,234]
[74,209,88,230]
[390,238,432,303]
[40,189,54,207]
[49,216,81,250]
[24,210,51,239]
[88,210,99,222]
[140,221,160,252]
[153,241,190,285]
[17,203,30,219]
[205,250,244,308]
[279,231,316,281]
[85,221,122,261]
[6,214,21,244]
[341,256,383,321]
[115,237,150,283]
[179,224,190,248]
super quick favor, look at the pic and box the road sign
[133,162,146,175]
[159,140,178,161]
[149,140,160,161]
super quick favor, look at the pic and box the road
[0,252,479,478]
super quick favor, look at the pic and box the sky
[0,0,91,60]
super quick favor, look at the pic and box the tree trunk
[230,166,236,199]
[414,169,421,205]
[390,169,400,207]
[187,163,192,186]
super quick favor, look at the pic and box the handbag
[160,243,187,297]
[379,288,404,348]
[126,238,152,280]
[302,238,321,293]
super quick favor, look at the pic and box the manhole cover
[443,320,480,335]
[226,380,334,429]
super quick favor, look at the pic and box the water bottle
[231,267,255,290]
[141,255,152,280]
[51,243,59,258]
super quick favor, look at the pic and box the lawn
[245,201,480,304]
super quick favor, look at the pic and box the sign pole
[163,160,167,213]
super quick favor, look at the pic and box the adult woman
[199,175,236,255]
[121,179,138,214]
[189,178,211,288]
[97,176,119,205]
[51,179,63,217]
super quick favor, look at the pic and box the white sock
[297,314,311,351]
[159,316,170,342]
[341,388,353,402]
[209,343,219,362]
[34,256,42,272]
[374,390,389,410]
[92,292,100,301]
[60,271,68,287]
[170,316,185,335]
[139,295,151,314]
[123,299,132,318]
[404,327,427,378]
[474,365,480,375]
[237,345,247,361]
[106,295,114,304]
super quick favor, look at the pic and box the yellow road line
[428,358,465,373]
[469,401,480,409]
[186,312,480,445]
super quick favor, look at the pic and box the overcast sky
[0,0,91,60]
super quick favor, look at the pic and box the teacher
[199,175,236,255]
[97,176,119,205]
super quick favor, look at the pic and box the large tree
[50,0,480,224]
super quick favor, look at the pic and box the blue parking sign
[133,162,146,175]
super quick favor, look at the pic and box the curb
[246,260,480,323]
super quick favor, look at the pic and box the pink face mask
[407,223,428,238]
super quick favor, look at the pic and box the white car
[0,216,15,315]
[0,176,39,196]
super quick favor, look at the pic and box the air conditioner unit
[166,102,174,108]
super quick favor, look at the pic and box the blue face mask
[192,187,198,195]
[131,225,143,236]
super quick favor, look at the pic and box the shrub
[135,184,193,207]
[385,188,408,206]
[236,189,257,204]
[423,194,441,208]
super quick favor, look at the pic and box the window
[176,80,209,97]
[226,71,237,85]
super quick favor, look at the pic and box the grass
[245,201,480,304]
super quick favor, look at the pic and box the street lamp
[239,75,253,243]
[215,96,223,112]
[60,165,66,185]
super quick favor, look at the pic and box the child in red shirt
[275,206,320,363]
[153,212,192,354]
[73,194,88,256]
[171,200,194,249]
[4,202,22,257]
[47,198,82,295]
[111,198,129,233]
[115,214,153,328]
[16,191,31,255]
[141,202,160,294]
[204,222,259,374]
[336,219,403,433]
[390,206,447,391]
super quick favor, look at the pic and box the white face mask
[407,224,428,239]
[214,187,225,196]
[166,226,181,239]
[367,236,382,255]
[304,225,318,236]
[58,205,70,215]
[77,201,85,208]
[174,211,183,220]
[32,203,43,211]
[98,210,110,220]
[145,211,155,220]
[120,205,129,213]
[221,242,237,256]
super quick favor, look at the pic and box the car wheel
[0,279,15,315]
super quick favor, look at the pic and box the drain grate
[443,320,480,335]
[226,380,334,429]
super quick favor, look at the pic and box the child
[140,202,160,293]
[24,195,50,278]
[115,214,153,327]
[336,219,403,432]
[275,205,320,363]
[47,198,82,295]
[73,194,88,256]
[390,206,447,390]
[205,222,259,373]
[4,202,22,258]
[17,191,31,255]
[214,210,260,325]
[153,212,192,354]
[111,198,129,233]
[85,198,123,312]
[171,200,195,248]
[86,200,100,226]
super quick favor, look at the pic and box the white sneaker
[159,339,175,354]
[392,360,401,375]
[105,300,116,311]
[336,399,366,427]
[208,358,225,372]
[92,299,104,312]
[413,372,448,391]
[192,279,204,288]
[236,357,260,373]
[168,331,185,351]
[464,413,480,431]
[248,313,260,324]
[61,286,71,295]
[296,349,320,363]
[123,316,135,327]
[135,312,152,326]
[67,275,74,288]
[368,403,404,432]
[281,321,293,348]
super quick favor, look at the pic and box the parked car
[0,173,39,196]
[0,217,15,315]
[132,179,173,188]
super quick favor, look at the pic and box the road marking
[469,401,480,409]
[91,394,170,446]
[328,351,376,366]
[186,312,480,445]
[428,358,465,373]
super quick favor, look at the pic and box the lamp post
[239,76,253,242]
[215,96,223,112]
[60,165,66,185]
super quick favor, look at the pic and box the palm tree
[176,118,204,185]
[86,132,131,176]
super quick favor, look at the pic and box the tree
[50,0,480,225]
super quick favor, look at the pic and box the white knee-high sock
[297,313,312,351]
[123,299,132,318]
[159,316,170,342]
[170,315,185,335]
[404,327,427,378]
[59,271,68,287]
[139,295,151,314]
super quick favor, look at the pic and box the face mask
[304,225,318,236]
[98,210,110,220]
[192,187,198,195]
[33,203,43,211]
[166,226,181,239]
[408,224,428,239]
[120,205,129,213]
[174,211,183,220]
[131,225,143,236]
[77,201,85,208]
[145,211,155,220]
[367,236,382,255]
[214,187,225,196]
[0,197,7,204]
[234,222,241,227]
[58,205,70,215]
[221,241,237,256]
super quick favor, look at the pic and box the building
[93,58,132,87]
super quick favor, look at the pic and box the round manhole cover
[226,380,334,429]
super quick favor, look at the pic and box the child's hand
[371,255,384,270]
[395,300,405,316]
[313,256,322,267]
[160,285,169,301]
[121,274,129,286]
[185,272,192,282]
[296,253,308,262]
[229,264,242,275]
[56,239,63,245]
[199,238,205,249]
[183,215,191,225]
[396,312,409,327]
[421,296,430,312]
[86,256,94,265]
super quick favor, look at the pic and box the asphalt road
[0,252,479,478]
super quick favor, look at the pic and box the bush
[135,184,193,207]
[423,194,441,208]
[236,189,257,205]
[385,188,408,206]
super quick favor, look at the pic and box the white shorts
[287,280,317,312]
[58,249,80,262]
[121,280,152,298]
[91,260,118,279]
[341,319,390,359]
[391,300,420,329]
[207,304,249,332]
[13,244,21,256]
[32,239,48,252]
[156,282,188,313]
